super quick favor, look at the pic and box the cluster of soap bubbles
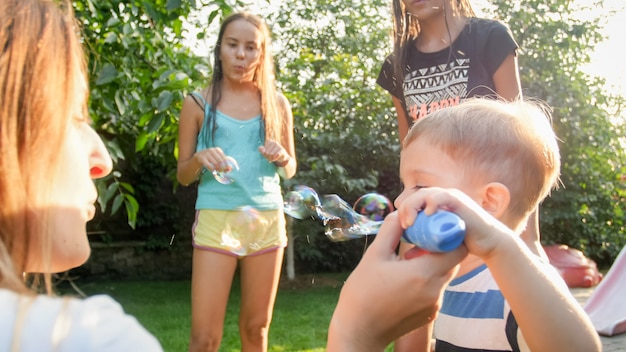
[283,185,395,242]
[206,156,395,246]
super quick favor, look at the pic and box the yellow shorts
[192,208,287,257]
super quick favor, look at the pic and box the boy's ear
[480,182,510,218]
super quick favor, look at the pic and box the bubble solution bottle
[402,211,466,252]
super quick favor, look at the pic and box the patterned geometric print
[403,57,470,122]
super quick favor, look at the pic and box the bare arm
[484,236,600,352]
[392,96,410,145]
[493,53,522,101]
[391,97,429,352]
[176,95,204,186]
[258,93,297,179]
[398,188,602,352]
[394,242,432,352]
[277,94,297,179]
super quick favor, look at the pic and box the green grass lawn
[61,273,396,351]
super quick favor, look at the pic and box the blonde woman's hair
[404,99,561,226]
[204,11,285,145]
[0,0,87,293]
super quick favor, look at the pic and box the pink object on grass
[584,245,626,336]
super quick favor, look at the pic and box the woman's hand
[327,211,466,351]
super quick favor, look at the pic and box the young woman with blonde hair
[0,0,162,350]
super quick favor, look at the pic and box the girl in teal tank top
[176,12,297,352]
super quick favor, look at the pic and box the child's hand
[194,147,229,172]
[258,140,289,165]
[397,187,515,260]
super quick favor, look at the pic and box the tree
[73,0,202,231]
[488,0,626,265]
[269,0,400,275]
[75,0,625,277]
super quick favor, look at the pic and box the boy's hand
[396,187,515,260]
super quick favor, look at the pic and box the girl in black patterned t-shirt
[376,1,547,351]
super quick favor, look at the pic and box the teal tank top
[191,93,283,210]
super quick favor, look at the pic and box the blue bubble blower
[402,210,466,253]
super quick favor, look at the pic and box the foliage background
[488,0,626,264]
[76,0,625,271]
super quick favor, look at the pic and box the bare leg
[189,249,238,352]
[238,248,285,352]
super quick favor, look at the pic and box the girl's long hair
[205,12,283,146]
[0,0,86,294]
[390,0,476,88]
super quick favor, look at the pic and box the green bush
[79,0,625,274]
[491,0,626,267]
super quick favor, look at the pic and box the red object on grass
[544,244,603,288]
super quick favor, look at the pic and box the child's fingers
[396,191,430,229]
[397,188,465,229]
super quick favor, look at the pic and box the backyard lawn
[58,272,398,351]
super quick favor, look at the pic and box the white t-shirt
[0,289,163,351]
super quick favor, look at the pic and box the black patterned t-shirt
[377,18,518,126]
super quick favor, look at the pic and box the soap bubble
[283,185,321,219]
[320,194,384,241]
[220,206,268,256]
[320,194,363,241]
[318,194,355,241]
[320,194,356,224]
[212,156,239,184]
[234,206,266,233]
[283,191,305,218]
[353,193,394,221]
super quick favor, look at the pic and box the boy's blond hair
[404,99,560,230]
